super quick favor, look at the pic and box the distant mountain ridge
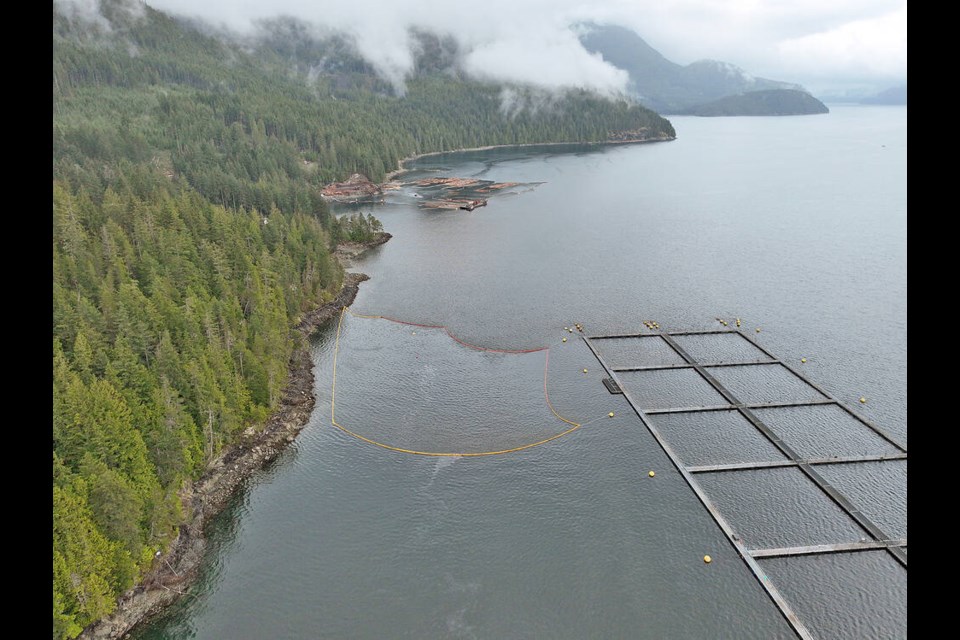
[578,23,812,114]
[860,84,907,105]
[677,89,829,116]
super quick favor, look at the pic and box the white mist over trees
[137,0,907,97]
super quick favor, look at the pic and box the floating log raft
[476,182,519,193]
[404,175,538,210]
[420,198,487,211]
[415,177,481,188]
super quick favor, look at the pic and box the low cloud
[776,5,907,82]
[55,0,146,31]
[61,1,907,97]
[134,0,635,95]
[462,32,628,96]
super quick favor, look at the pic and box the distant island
[676,89,829,116]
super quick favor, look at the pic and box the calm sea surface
[135,105,906,639]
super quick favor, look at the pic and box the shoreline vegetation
[78,235,390,640]
[73,137,671,640]
[54,6,678,636]
[318,135,675,204]
[383,135,675,182]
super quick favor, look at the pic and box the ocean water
[134,105,906,639]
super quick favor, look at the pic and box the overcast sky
[140,0,906,96]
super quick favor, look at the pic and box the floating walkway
[331,309,905,637]
[583,327,906,640]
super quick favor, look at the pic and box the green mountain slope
[52,3,675,637]
[677,89,830,116]
[578,23,808,114]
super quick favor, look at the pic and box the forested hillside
[53,2,675,637]
[577,23,806,114]
[52,185,339,637]
[677,89,829,116]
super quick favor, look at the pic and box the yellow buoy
[583,368,588,373]
[703,555,712,564]
[562,337,567,342]
[564,327,569,331]
[736,318,741,327]
[608,412,615,418]
[648,471,655,477]
[860,397,867,404]
[801,358,807,363]
[756,328,761,333]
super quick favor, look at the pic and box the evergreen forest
[52,2,675,637]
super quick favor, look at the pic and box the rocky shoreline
[79,236,388,639]
[384,135,675,181]
[333,232,392,267]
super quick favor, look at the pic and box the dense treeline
[53,2,675,637]
[676,89,829,116]
[53,182,341,637]
[332,212,385,245]
[54,2,674,212]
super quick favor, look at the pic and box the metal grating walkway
[583,328,907,640]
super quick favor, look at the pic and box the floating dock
[459,199,487,211]
[583,328,906,640]
[419,197,488,210]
